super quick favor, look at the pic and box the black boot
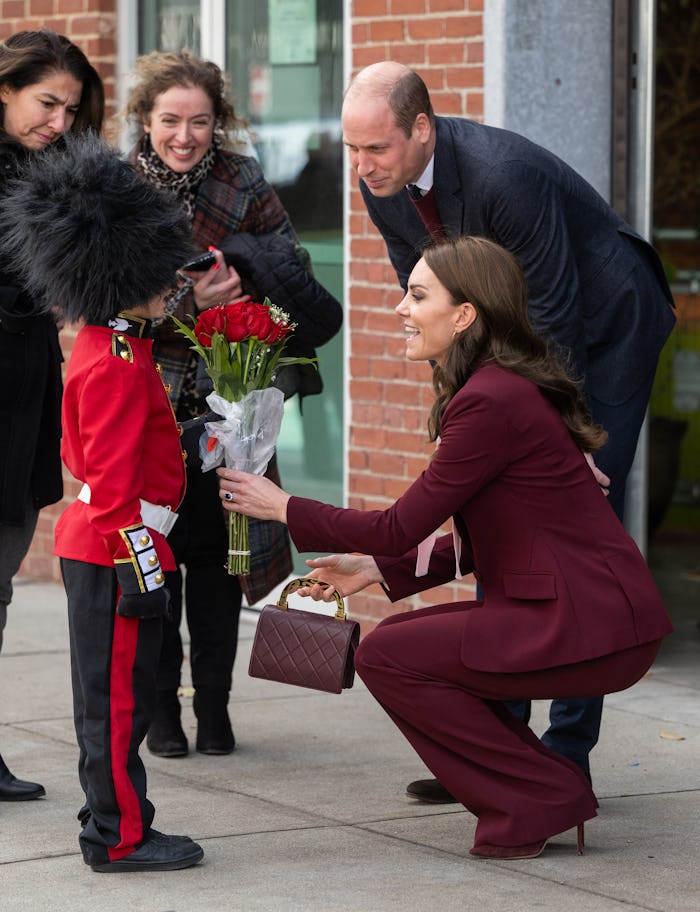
[146,690,188,758]
[0,753,45,801]
[193,687,235,755]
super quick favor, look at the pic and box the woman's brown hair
[122,49,247,149]
[424,236,607,453]
[0,29,104,135]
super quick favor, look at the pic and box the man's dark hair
[388,69,435,137]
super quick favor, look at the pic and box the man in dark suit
[341,60,675,799]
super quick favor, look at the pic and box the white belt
[77,483,179,537]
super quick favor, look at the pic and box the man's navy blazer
[360,117,676,407]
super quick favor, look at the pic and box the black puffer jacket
[218,231,343,399]
[0,140,63,524]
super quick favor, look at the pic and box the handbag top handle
[277,577,346,622]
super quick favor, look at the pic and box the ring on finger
[224,491,234,502]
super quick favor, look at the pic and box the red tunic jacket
[55,316,186,573]
[287,365,673,674]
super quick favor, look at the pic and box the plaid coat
[134,147,299,390]
[131,144,295,604]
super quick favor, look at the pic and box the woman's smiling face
[144,84,215,173]
[395,257,475,365]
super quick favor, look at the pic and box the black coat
[0,140,63,524]
[218,231,343,400]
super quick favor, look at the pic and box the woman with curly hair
[122,50,341,759]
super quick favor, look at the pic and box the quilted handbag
[248,577,360,694]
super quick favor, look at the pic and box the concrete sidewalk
[0,578,698,912]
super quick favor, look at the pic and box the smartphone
[180,250,217,272]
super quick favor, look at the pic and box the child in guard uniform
[0,134,206,872]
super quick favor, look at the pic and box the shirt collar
[407,155,435,195]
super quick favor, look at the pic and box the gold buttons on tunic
[111,334,133,362]
[139,534,150,546]
[154,573,164,585]
[148,555,158,567]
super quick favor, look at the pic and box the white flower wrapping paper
[199,387,285,475]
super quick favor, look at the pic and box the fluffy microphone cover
[0,132,196,323]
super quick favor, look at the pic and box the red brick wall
[346,0,484,629]
[3,6,117,582]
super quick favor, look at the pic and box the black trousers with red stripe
[61,558,162,865]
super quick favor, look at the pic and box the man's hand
[585,452,611,496]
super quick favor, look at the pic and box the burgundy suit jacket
[287,365,672,673]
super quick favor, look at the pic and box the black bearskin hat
[0,132,196,323]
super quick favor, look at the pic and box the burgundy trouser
[354,601,661,850]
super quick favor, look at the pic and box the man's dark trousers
[506,367,657,777]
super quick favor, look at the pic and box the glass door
[648,0,700,670]
[225,0,344,577]
[139,0,202,55]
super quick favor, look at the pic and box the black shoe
[80,829,196,865]
[89,834,204,872]
[147,829,196,846]
[0,754,45,801]
[406,778,458,804]
[147,690,188,758]
[194,687,235,755]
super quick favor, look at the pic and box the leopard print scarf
[135,135,217,318]
[135,133,215,222]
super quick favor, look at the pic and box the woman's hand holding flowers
[171,295,316,574]
[217,467,290,523]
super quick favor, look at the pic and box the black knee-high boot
[193,687,235,755]
[146,690,188,758]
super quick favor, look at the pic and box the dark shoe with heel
[0,754,45,801]
[146,690,188,758]
[194,687,235,755]
[406,777,457,804]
